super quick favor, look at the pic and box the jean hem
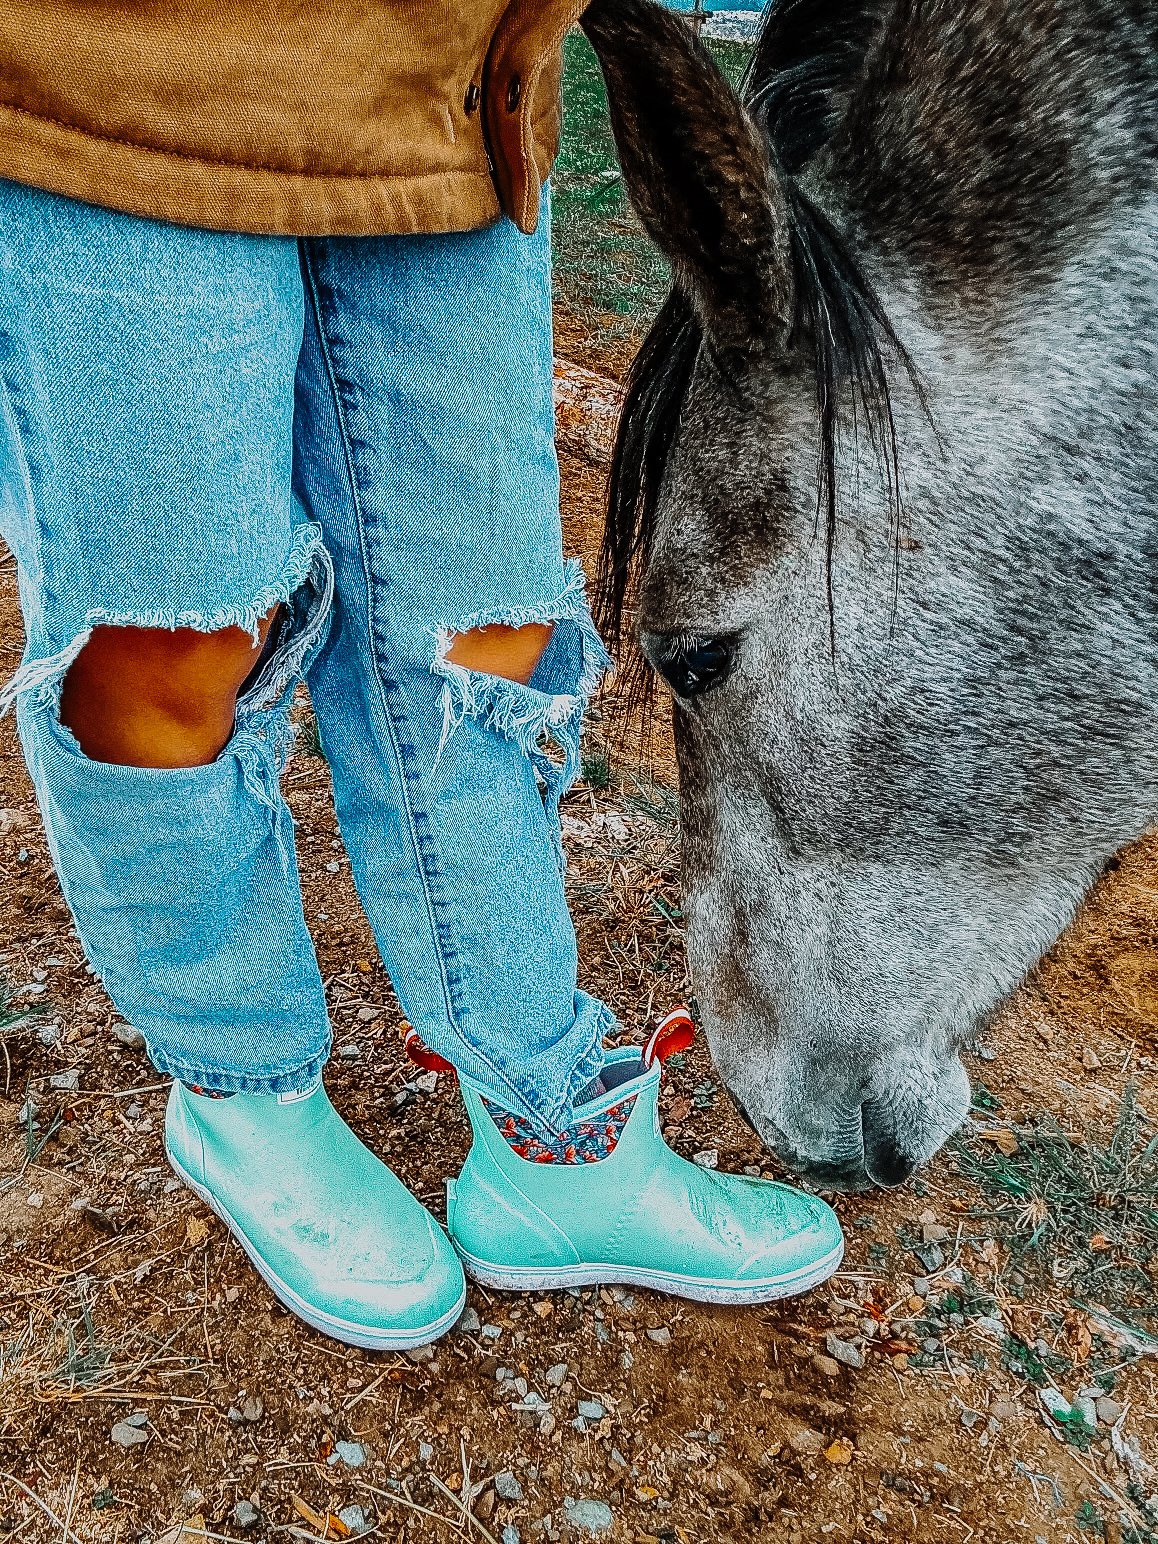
[145,1042,331,1097]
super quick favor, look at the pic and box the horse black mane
[597,0,912,651]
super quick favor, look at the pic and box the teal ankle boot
[165,1081,466,1349]
[445,1015,844,1303]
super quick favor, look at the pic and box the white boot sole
[453,1238,844,1304]
[166,1147,466,1351]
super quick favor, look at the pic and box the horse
[579,0,1158,1187]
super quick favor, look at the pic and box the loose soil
[1,326,1156,1544]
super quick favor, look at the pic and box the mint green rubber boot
[165,1081,466,1349]
[446,1023,844,1304]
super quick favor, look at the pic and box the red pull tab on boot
[642,1007,696,1068]
[402,1023,457,1077]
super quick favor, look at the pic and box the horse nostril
[862,1102,917,1188]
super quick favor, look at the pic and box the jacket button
[506,75,522,112]
[464,81,481,114]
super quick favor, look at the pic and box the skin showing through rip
[445,621,554,686]
[59,607,281,769]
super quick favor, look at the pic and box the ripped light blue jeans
[0,178,612,1133]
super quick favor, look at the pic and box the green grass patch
[954,1085,1158,1330]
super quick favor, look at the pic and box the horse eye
[646,633,734,698]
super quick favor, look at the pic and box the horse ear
[581,0,793,358]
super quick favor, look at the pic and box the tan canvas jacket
[0,0,583,236]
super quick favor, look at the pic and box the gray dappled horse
[580,0,1158,1187]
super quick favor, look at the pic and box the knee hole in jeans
[443,620,554,686]
[58,610,281,769]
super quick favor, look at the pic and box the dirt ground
[1,311,1156,1544]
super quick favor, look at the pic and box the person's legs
[293,209,845,1303]
[0,178,464,1344]
[294,202,613,1135]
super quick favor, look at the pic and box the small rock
[419,1442,434,1462]
[825,1334,865,1370]
[922,1338,942,1355]
[1081,1047,1101,1070]
[787,1426,826,1456]
[414,1070,439,1093]
[911,1276,930,1297]
[1039,1389,1073,1422]
[231,1500,261,1530]
[974,1316,1005,1338]
[989,1396,1020,1423]
[480,1324,503,1340]
[406,1343,435,1362]
[111,1021,146,1049]
[111,1419,149,1448]
[912,1242,945,1272]
[1096,1396,1123,1426]
[333,1440,365,1468]
[459,1307,482,1334]
[646,1327,671,1346]
[921,1222,951,1244]
[563,1499,614,1534]
[577,1399,605,1421]
[1074,1394,1098,1429]
[25,1191,43,1210]
[495,1471,524,1502]
[240,1395,263,1422]
[545,1362,569,1388]
[502,1528,521,1544]
[692,1149,719,1169]
[812,1355,842,1378]
[960,1409,981,1429]
[338,1505,370,1536]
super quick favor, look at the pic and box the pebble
[825,1333,865,1370]
[563,1499,614,1534]
[577,1400,605,1421]
[812,1354,842,1378]
[111,1418,149,1448]
[922,1338,942,1355]
[911,1242,945,1272]
[231,1501,261,1530]
[49,1069,80,1091]
[332,1440,365,1468]
[787,1426,826,1455]
[338,1505,371,1536]
[459,1307,482,1334]
[545,1362,569,1388]
[419,1442,434,1462]
[1096,1396,1123,1426]
[406,1343,435,1363]
[1039,1389,1072,1422]
[974,1316,1005,1338]
[240,1395,263,1423]
[502,1529,521,1544]
[1074,1394,1098,1429]
[646,1327,671,1346]
[111,1021,146,1049]
[480,1324,503,1340]
[495,1471,524,1502]
[989,1397,1020,1423]
[911,1277,930,1297]
[692,1149,719,1169]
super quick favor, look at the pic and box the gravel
[333,1440,366,1468]
[545,1362,569,1388]
[563,1499,614,1533]
[458,1307,482,1334]
[231,1500,261,1529]
[646,1327,671,1345]
[494,1471,524,1502]
[111,1021,146,1049]
[825,1333,865,1370]
[111,1415,149,1448]
[1096,1396,1124,1426]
